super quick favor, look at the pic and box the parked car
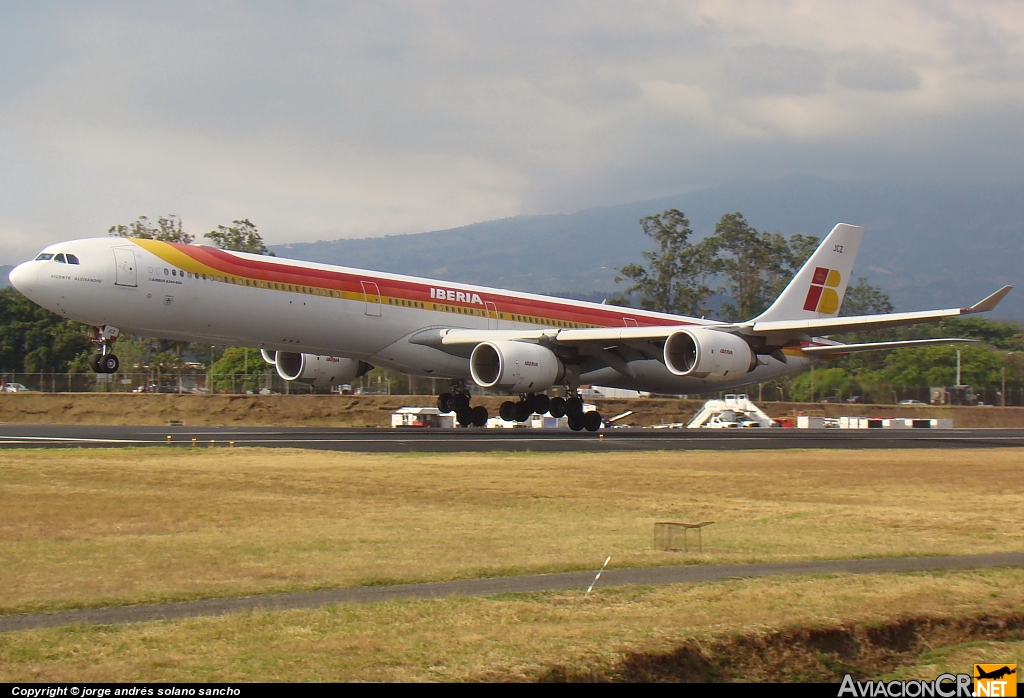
[2,383,32,392]
[898,399,926,405]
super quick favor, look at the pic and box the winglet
[964,285,1013,314]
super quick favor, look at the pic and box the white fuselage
[8,237,814,393]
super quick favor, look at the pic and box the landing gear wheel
[548,397,566,418]
[499,401,516,422]
[452,393,471,413]
[529,393,550,415]
[583,410,602,432]
[91,354,104,374]
[471,405,489,427]
[567,413,584,432]
[565,397,584,419]
[100,354,119,374]
[514,401,532,422]
[456,408,473,427]
[437,393,454,413]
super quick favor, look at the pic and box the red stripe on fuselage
[161,243,694,329]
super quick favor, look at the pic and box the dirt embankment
[540,614,1024,682]
[1,393,1023,428]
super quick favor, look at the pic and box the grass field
[1,447,1022,615]
[1,446,1022,681]
[1,569,1022,681]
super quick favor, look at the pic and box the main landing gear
[87,325,120,374]
[437,384,603,432]
[437,383,489,427]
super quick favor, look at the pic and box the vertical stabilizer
[752,223,864,323]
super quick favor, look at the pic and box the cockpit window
[35,253,54,261]
[66,254,81,265]
[54,254,67,263]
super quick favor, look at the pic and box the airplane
[7,223,1012,430]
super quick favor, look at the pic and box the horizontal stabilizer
[801,338,982,356]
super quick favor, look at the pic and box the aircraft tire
[548,397,566,418]
[583,410,602,432]
[529,393,550,415]
[567,413,584,431]
[90,355,104,374]
[471,405,489,427]
[514,401,531,422]
[455,408,473,427]
[499,401,516,422]
[100,354,119,374]
[437,393,454,413]
[452,393,471,413]
[565,397,584,418]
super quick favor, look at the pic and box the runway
[2,552,1021,633]
[1,424,1024,450]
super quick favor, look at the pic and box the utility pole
[956,349,962,386]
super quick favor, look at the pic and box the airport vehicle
[7,224,1012,430]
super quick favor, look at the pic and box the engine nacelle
[663,328,757,381]
[470,341,564,393]
[271,352,372,390]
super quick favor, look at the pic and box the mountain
[274,174,1024,321]
[0,266,12,289]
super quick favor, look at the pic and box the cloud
[1,1,1023,263]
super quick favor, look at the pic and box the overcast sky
[2,1,1024,263]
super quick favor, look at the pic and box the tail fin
[752,223,864,323]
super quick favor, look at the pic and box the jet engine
[263,350,371,390]
[663,328,757,381]
[470,340,564,393]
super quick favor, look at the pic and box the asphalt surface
[2,424,1024,451]
[2,552,1021,633]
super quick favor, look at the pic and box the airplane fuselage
[9,237,814,393]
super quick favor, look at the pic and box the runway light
[166,435,171,444]
[191,438,197,446]
[230,441,235,447]
[210,440,215,447]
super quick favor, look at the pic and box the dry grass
[1,447,1022,616]
[3,393,1024,427]
[888,639,1024,680]
[1,568,1023,682]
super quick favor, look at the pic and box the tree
[613,209,718,316]
[0,287,91,372]
[841,278,894,316]
[205,219,274,255]
[209,347,268,393]
[108,215,194,243]
[696,213,822,321]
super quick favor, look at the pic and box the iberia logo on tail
[803,267,842,314]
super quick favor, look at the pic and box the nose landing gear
[87,325,121,374]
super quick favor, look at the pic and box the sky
[2,0,1024,264]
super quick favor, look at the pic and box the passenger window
[66,254,80,265]
[35,253,54,261]
[54,254,66,263]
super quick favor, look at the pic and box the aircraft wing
[748,286,1013,337]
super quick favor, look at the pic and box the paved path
[2,424,1024,451]
[3,552,1021,633]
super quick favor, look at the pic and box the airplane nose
[8,262,36,295]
